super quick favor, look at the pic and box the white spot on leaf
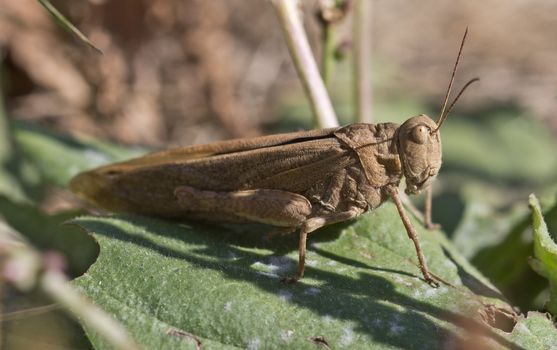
[251,261,265,269]
[305,259,318,267]
[247,338,260,350]
[267,256,292,273]
[340,327,354,347]
[279,330,294,342]
[388,315,405,335]
[304,287,321,296]
[392,276,412,287]
[278,289,293,302]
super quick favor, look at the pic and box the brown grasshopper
[70,29,477,287]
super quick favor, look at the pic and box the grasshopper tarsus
[280,276,301,285]
[418,259,440,288]
[424,222,442,231]
[425,276,441,288]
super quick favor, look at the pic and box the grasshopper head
[396,28,478,196]
[397,114,441,195]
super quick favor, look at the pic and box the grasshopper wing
[70,128,357,216]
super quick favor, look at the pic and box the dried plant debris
[2,0,557,150]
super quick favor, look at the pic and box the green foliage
[0,82,30,202]
[507,312,557,349]
[13,122,146,189]
[0,198,97,277]
[0,123,144,274]
[450,185,546,311]
[441,112,557,184]
[529,194,557,316]
[0,122,145,349]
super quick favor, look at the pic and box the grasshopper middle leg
[423,186,441,230]
[282,207,364,284]
[175,186,364,283]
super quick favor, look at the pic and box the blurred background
[1,0,557,348]
[3,0,557,143]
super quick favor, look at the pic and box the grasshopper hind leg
[174,186,312,227]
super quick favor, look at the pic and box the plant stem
[271,0,339,128]
[0,272,3,349]
[0,52,13,166]
[41,271,141,350]
[0,52,29,202]
[36,0,102,54]
[321,20,336,88]
[353,0,373,123]
[0,222,141,350]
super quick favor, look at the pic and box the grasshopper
[70,30,477,287]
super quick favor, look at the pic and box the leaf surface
[529,194,557,316]
[72,204,557,349]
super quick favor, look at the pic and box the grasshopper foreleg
[388,186,439,287]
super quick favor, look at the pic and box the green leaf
[0,75,30,202]
[72,203,557,349]
[450,186,547,311]
[507,312,557,349]
[0,197,98,277]
[0,213,93,349]
[13,122,147,188]
[36,0,102,53]
[441,112,557,185]
[529,194,557,316]
[0,121,147,202]
[0,168,29,203]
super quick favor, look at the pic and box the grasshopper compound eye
[411,125,429,144]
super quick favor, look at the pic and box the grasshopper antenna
[434,27,477,132]
[440,77,480,126]
[436,27,468,127]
